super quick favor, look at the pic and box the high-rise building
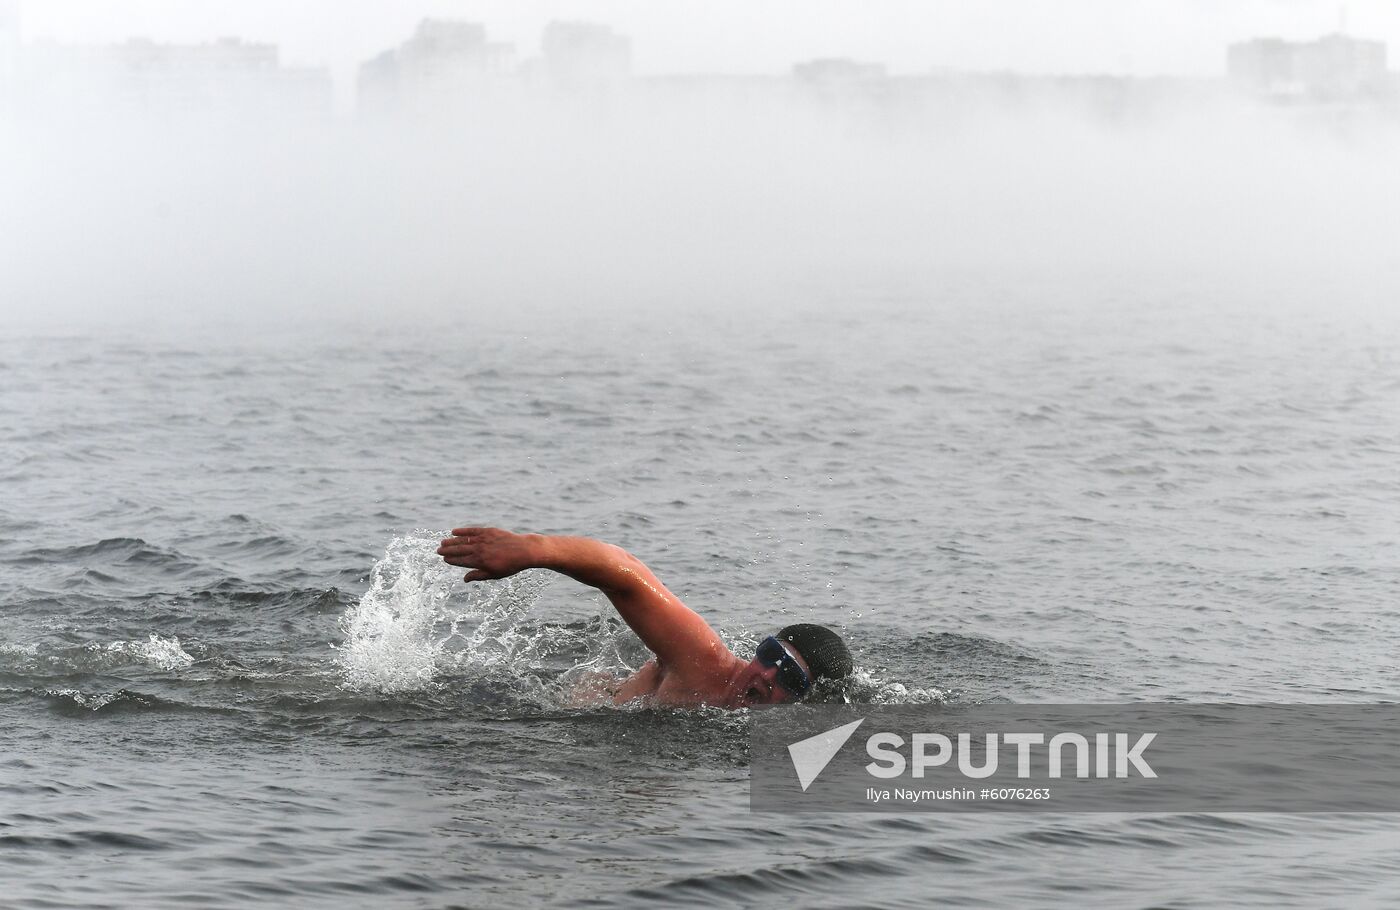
[1226,38,1295,94]
[358,19,515,116]
[1227,33,1387,100]
[1293,33,1387,97]
[542,21,630,90]
[15,35,331,119]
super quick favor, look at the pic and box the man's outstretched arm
[437,527,729,671]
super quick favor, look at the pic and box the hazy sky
[7,3,1400,331]
[14,0,1400,80]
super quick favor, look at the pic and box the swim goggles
[756,636,812,698]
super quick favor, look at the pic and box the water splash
[336,532,555,694]
[841,669,953,705]
[95,634,194,671]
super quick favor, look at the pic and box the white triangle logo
[788,718,866,791]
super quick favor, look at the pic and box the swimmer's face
[729,638,812,707]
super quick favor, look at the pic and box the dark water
[4,276,1399,907]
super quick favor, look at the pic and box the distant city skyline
[14,1,1400,78]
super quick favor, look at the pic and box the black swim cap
[776,623,853,682]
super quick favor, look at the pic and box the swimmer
[437,527,853,708]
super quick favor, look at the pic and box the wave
[92,634,194,671]
[41,687,153,712]
[28,686,245,718]
[16,536,193,566]
[8,537,210,590]
[594,853,918,909]
[0,634,196,679]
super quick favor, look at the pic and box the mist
[3,29,1400,334]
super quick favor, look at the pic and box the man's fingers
[439,532,504,581]
[437,536,481,554]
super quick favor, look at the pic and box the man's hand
[437,527,539,583]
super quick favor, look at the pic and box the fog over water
[4,80,1399,331]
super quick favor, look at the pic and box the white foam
[45,688,131,710]
[336,531,553,694]
[99,634,195,670]
[843,668,952,705]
